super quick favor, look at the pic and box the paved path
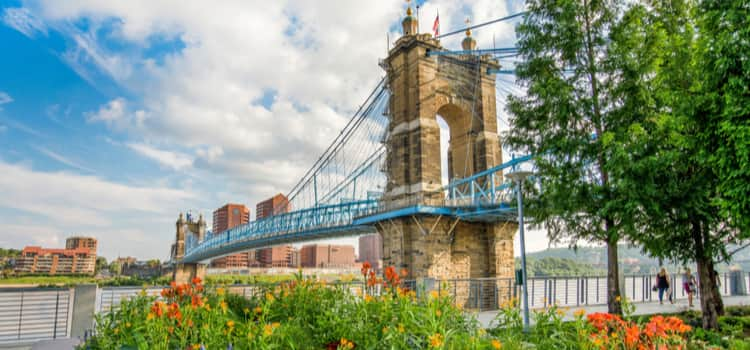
[474,295,750,328]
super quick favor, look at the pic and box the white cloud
[127,142,193,170]
[86,97,148,131]
[0,91,12,110]
[34,145,95,173]
[1,7,47,38]
[0,160,197,258]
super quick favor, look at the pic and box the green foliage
[0,248,21,257]
[516,257,605,277]
[696,0,750,235]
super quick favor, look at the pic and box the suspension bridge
[172,6,533,287]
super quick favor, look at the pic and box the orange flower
[429,333,443,348]
[361,261,372,276]
[191,276,202,285]
[625,325,640,346]
[400,268,409,277]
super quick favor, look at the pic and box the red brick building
[257,245,294,267]
[254,194,292,267]
[15,236,98,275]
[299,244,355,268]
[256,193,290,220]
[210,204,256,268]
[358,234,382,268]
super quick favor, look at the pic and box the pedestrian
[655,267,672,305]
[683,267,697,308]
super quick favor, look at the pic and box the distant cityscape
[0,193,384,279]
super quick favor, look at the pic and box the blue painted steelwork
[183,199,380,263]
[183,155,534,263]
[426,47,518,57]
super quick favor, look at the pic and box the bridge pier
[379,217,516,308]
[173,262,207,285]
[170,212,208,284]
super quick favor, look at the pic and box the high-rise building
[65,236,98,253]
[299,244,355,268]
[15,236,97,275]
[256,193,290,220]
[257,245,293,267]
[358,234,382,267]
[254,194,291,267]
[212,204,250,234]
[210,204,253,268]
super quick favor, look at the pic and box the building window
[233,208,240,215]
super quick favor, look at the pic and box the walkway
[475,295,750,328]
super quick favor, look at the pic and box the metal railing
[0,288,72,344]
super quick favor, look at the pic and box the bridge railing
[184,200,380,260]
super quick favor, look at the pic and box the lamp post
[505,170,533,332]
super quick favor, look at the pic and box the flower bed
[80,266,714,349]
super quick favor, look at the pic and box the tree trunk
[606,233,622,315]
[692,220,722,329]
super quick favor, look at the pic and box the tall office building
[210,204,254,268]
[358,234,382,267]
[212,204,250,233]
[255,194,292,267]
[299,244,355,268]
[256,193,290,220]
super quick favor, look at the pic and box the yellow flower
[611,332,618,339]
[125,322,131,328]
[266,292,275,302]
[226,320,235,328]
[204,303,211,311]
[382,326,389,334]
[146,313,155,321]
[192,344,201,350]
[574,309,586,318]
[263,324,274,336]
[255,306,263,314]
[340,337,354,349]
[556,309,565,316]
[364,295,373,303]
[491,339,502,349]
[429,333,443,348]
[430,290,439,299]
[113,328,119,335]
[217,287,226,296]
[398,324,405,333]
[615,296,621,302]
[435,309,442,317]
[243,308,250,314]
[220,301,228,313]
[271,322,280,329]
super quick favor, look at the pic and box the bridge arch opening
[436,102,474,186]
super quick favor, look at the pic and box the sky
[0,0,559,261]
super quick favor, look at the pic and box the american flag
[432,11,440,37]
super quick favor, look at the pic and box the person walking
[683,267,697,308]
[655,268,672,304]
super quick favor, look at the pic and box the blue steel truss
[182,155,533,263]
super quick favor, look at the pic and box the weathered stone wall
[379,32,515,308]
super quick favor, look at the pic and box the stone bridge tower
[377,7,517,298]
[171,212,207,283]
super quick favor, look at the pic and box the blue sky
[0,0,540,260]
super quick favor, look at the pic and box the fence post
[17,290,24,341]
[53,291,60,339]
[71,284,97,339]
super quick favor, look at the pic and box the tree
[109,261,121,275]
[95,257,108,274]
[507,0,659,314]
[612,0,748,329]
[697,0,750,235]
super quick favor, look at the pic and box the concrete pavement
[474,295,750,328]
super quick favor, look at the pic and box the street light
[505,170,533,332]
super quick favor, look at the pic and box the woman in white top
[682,267,697,308]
